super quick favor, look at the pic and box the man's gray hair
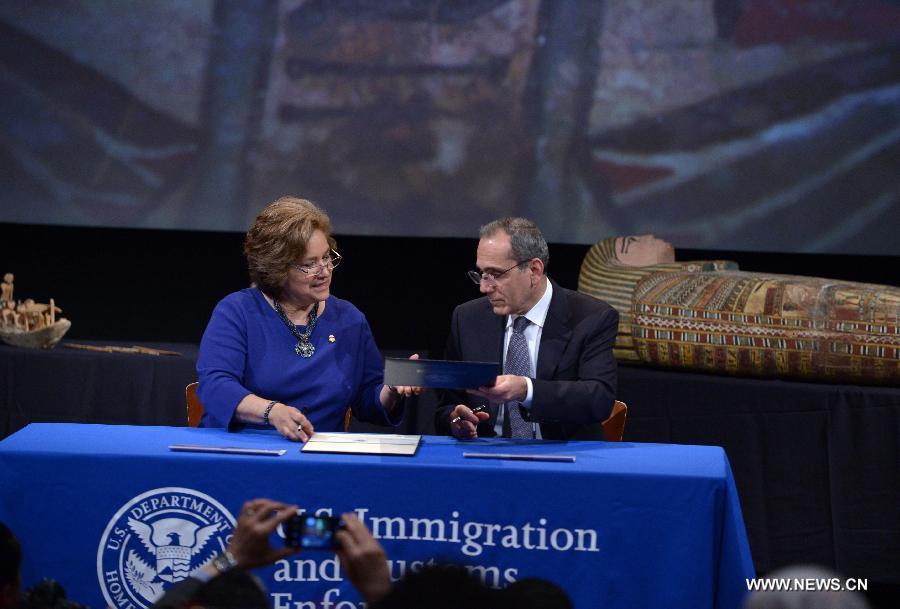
[480,217,549,266]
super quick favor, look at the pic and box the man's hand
[227,499,299,569]
[448,404,490,440]
[335,513,392,604]
[467,374,528,403]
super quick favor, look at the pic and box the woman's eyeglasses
[293,250,343,276]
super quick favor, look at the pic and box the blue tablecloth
[0,424,755,609]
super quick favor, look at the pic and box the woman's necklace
[273,300,320,357]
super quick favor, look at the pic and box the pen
[450,404,487,424]
[298,406,310,432]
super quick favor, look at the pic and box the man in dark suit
[435,218,618,441]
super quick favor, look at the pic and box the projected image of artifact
[1,1,897,255]
[579,236,900,385]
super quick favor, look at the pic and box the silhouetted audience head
[373,565,498,609]
[16,579,87,609]
[187,570,269,609]
[1,522,22,609]
[502,577,573,609]
[372,564,572,609]
[743,565,871,609]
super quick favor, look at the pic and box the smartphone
[284,514,343,550]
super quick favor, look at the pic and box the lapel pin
[328,334,336,343]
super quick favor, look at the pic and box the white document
[301,432,421,456]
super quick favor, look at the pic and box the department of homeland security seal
[97,487,236,609]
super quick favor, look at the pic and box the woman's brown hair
[243,197,337,299]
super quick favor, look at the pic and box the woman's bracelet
[262,400,277,426]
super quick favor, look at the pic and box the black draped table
[618,364,900,583]
[0,341,432,439]
[0,340,199,438]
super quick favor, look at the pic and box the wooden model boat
[0,273,71,349]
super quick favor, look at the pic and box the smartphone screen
[285,515,342,550]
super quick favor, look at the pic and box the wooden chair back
[343,408,352,432]
[186,381,204,427]
[601,400,628,442]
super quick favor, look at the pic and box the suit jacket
[435,280,618,441]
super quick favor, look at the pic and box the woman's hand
[268,404,314,442]
[380,353,423,409]
[235,395,314,441]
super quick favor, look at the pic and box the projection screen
[1,0,898,254]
